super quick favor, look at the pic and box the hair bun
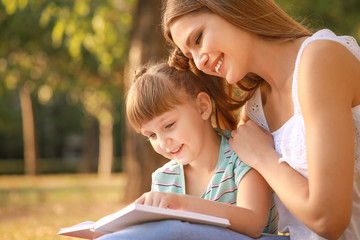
[168,47,191,71]
[133,66,147,82]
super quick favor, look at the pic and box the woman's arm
[135,169,272,238]
[230,40,359,239]
[294,40,355,237]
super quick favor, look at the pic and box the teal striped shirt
[151,130,278,233]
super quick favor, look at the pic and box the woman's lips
[215,56,223,74]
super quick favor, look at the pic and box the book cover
[58,221,106,239]
[58,203,230,239]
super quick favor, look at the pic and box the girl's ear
[196,92,212,120]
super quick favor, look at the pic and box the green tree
[0,0,134,176]
[276,0,360,41]
[123,0,169,202]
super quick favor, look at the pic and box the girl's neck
[184,127,221,196]
[186,127,220,172]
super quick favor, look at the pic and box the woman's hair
[162,0,312,43]
[126,61,245,134]
[162,0,313,102]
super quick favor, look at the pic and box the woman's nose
[193,52,209,72]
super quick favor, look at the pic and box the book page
[93,203,230,234]
[58,203,230,238]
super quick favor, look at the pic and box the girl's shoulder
[152,160,182,176]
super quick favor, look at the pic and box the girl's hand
[229,120,277,169]
[134,192,186,210]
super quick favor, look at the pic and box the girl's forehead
[140,106,179,132]
[140,99,197,132]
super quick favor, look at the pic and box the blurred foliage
[276,0,360,41]
[0,157,122,174]
[0,0,135,163]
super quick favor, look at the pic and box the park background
[0,0,359,239]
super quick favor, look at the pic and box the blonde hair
[126,61,244,133]
[162,0,313,102]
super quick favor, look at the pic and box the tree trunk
[78,116,98,173]
[19,84,37,175]
[98,113,114,179]
[123,0,168,203]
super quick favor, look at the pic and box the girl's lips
[170,144,183,155]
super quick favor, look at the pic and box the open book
[58,203,231,239]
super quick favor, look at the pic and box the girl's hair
[161,0,313,102]
[126,61,245,133]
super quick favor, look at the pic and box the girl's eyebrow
[139,114,171,135]
[140,129,147,135]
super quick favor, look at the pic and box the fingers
[134,192,158,206]
[143,192,160,206]
[134,192,178,209]
[134,194,145,204]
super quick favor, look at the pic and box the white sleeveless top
[245,29,360,240]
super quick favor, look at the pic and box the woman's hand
[229,120,278,169]
[135,192,187,210]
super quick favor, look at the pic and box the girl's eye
[165,122,175,129]
[147,133,156,140]
[195,32,202,45]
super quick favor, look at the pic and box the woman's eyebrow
[183,27,201,58]
[185,26,200,47]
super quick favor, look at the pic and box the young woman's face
[169,12,254,84]
[140,99,209,166]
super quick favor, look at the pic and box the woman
[162,0,360,240]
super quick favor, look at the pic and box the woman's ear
[196,92,212,120]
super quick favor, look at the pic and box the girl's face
[169,12,254,84]
[140,96,210,166]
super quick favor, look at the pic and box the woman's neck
[249,36,308,93]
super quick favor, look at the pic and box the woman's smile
[215,55,224,74]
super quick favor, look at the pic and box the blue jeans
[96,220,290,240]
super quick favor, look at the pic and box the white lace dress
[245,29,360,240]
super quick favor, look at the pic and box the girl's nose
[159,135,170,149]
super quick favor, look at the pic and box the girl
[98,62,284,239]
[162,0,360,239]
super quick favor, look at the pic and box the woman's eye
[165,122,175,129]
[195,32,202,45]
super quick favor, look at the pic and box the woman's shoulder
[298,43,356,105]
[300,29,360,66]
[299,31,360,87]
[296,31,360,117]
[302,39,354,61]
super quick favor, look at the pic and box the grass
[0,173,127,240]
